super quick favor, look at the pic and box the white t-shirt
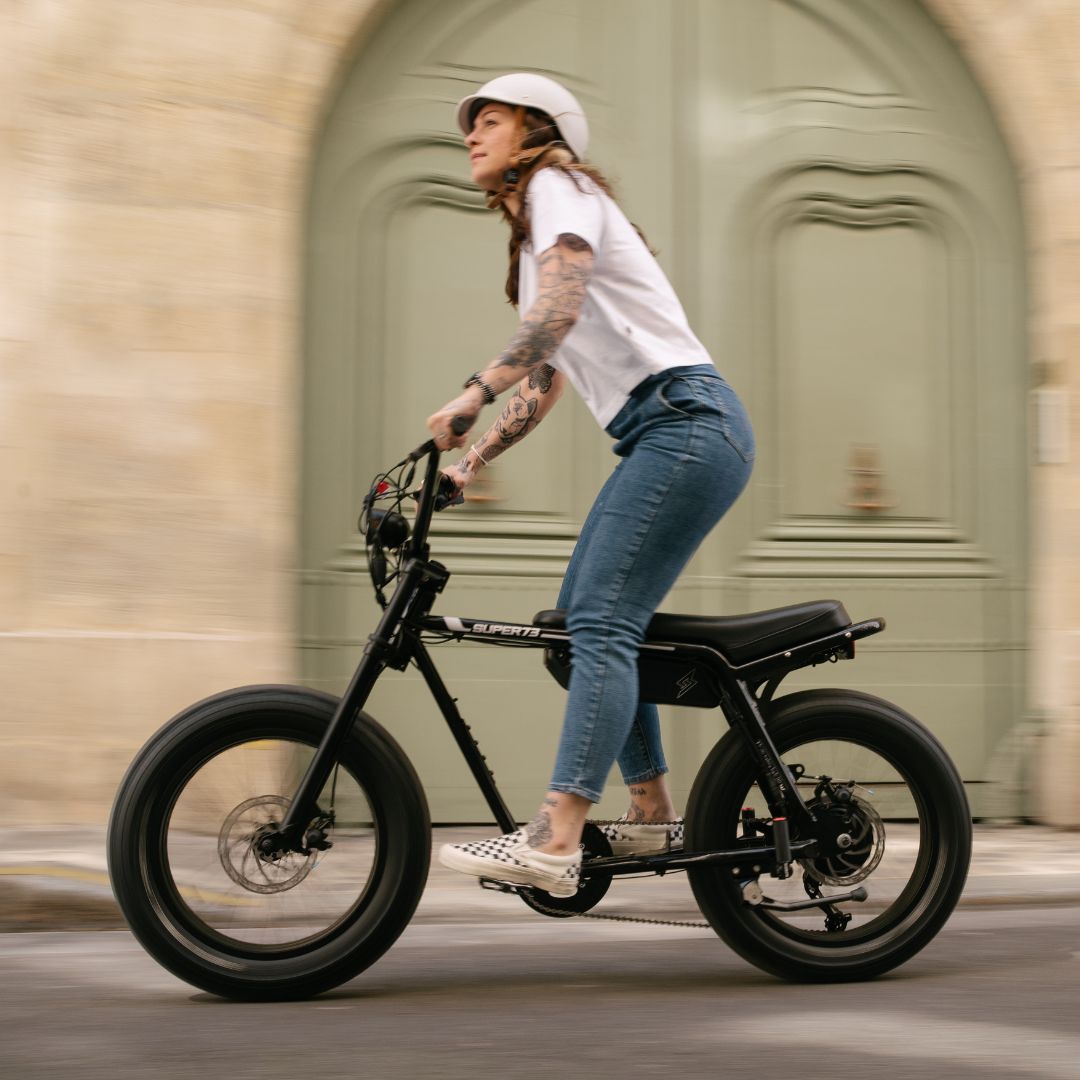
[518,167,714,429]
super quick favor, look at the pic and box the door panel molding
[736,160,1006,578]
[303,0,1027,819]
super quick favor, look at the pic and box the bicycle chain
[527,895,712,930]
[520,818,712,930]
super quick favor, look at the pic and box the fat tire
[685,688,971,982]
[108,685,430,1000]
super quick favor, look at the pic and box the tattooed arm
[444,363,566,491]
[426,232,594,449]
[489,232,594,384]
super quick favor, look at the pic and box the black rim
[139,722,384,960]
[696,723,950,951]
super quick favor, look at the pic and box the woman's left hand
[426,390,482,449]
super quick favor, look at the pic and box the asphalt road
[2,905,1079,1080]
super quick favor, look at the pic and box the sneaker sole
[438,845,578,898]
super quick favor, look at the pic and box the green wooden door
[302,0,1026,821]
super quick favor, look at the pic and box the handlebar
[406,414,474,463]
[363,427,469,600]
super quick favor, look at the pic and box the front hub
[218,795,319,895]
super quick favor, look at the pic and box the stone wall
[923,0,1080,825]
[1,0,1079,824]
[0,0,384,822]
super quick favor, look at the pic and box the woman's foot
[438,830,580,897]
[625,780,677,824]
[597,778,682,855]
[599,817,684,856]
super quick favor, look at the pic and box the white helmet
[456,73,589,160]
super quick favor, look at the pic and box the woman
[427,74,754,897]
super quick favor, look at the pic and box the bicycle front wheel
[108,685,430,1000]
[686,689,971,982]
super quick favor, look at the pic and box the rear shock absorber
[772,816,793,880]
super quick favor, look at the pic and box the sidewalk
[2,824,1079,932]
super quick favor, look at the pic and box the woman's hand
[442,459,476,493]
[426,389,483,450]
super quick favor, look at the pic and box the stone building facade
[1,0,1078,826]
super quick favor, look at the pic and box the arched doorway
[302,0,1026,821]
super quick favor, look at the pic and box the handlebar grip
[407,416,473,463]
[434,473,465,512]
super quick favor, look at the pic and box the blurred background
[1,0,1078,831]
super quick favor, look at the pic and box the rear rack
[733,617,886,680]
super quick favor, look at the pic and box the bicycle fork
[261,560,431,858]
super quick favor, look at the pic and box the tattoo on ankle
[628,786,647,797]
[627,803,647,822]
[526,810,554,849]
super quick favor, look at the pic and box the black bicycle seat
[533,600,851,666]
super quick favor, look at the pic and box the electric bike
[108,435,972,999]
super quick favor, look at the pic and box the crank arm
[479,877,530,895]
[741,880,868,911]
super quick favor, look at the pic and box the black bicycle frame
[270,439,884,869]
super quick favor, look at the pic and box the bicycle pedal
[479,877,526,895]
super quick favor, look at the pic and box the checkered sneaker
[438,829,581,898]
[599,817,684,857]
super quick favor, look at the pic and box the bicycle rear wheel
[686,689,971,981]
[108,685,430,1000]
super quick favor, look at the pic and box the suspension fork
[723,676,817,834]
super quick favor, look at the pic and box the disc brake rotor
[218,795,317,895]
[800,793,885,887]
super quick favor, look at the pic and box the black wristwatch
[463,372,497,405]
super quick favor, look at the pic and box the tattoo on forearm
[497,320,562,374]
[495,389,539,446]
[525,810,554,849]
[456,366,560,476]
[528,363,556,394]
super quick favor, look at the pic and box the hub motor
[799,783,885,887]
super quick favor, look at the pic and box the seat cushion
[533,600,851,666]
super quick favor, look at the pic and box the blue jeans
[550,365,754,802]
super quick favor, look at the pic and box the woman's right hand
[426,389,483,449]
[432,463,474,512]
[441,460,476,494]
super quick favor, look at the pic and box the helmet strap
[502,106,528,193]
[488,108,572,211]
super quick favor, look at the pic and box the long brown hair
[485,107,653,305]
